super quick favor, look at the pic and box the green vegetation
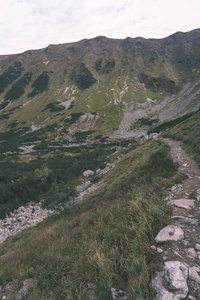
[0,61,24,94]
[148,110,199,134]
[95,58,103,71]
[138,73,177,94]
[101,59,115,74]
[42,181,78,210]
[42,102,66,112]
[0,144,112,218]
[163,109,200,163]
[139,118,159,127]
[0,112,13,120]
[28,71,50,97]
[65,113,84,125]
[73,130,94,143]
[0,139,182,299]
[4,71,32,101]
[70,62,97,89]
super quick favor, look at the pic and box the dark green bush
[0,61,24,94]
[5,71,32,101]
[28,71,49,97]
[70,63,97,89]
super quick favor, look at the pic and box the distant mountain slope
[0,28,200,142]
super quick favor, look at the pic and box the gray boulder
[164,261,188,298]
[152,271,179,300]
[18,278,33,299]
[155,225,184,243]
[171,199,195,210]
[189,267,200,284]
[111,288,128,300]
[83,170,95,178]
[152,261,189,300]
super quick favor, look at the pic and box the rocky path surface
[152,139,200,300]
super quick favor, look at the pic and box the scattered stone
[173,250,185,261]
[171,199,195,209]
[171,216,198,226]
[187,248,198,258]
[182,240,189,246]
[111,288,128,300]
[150,245,157,251]
[188,296,196,300]
[196,189,200,195]
[164,261,188,298]
[0,282,12,294]
[0,202,55,244]
[18,278,33,299]
[83,170,95,178]
[152,271,179,300]
[155,225,184,243]
[189,267,200,284]
[76,181,91,192]
[86,283,97,300]
[157,247,164,253]
[195,244,200,251]
[152,261,189,299]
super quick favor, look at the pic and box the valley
[0,29,199,299]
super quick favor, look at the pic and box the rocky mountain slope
[0,29,200,145]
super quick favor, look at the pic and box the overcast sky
[1,0,200,55]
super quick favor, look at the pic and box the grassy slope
[163,110,200,163]
[0,139,185,299]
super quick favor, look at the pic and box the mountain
[0,29,200,145]
[0,29,200,299]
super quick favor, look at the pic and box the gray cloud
[0,0,199,55]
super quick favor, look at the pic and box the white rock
[111,288,128,300]
[155,225,184,243]
[157,247,164,253]
[188,296,196,300]
[171,199,195,209]
[150,245,157,250]
[187,248,198,258]
[195,244,200,251]
[171,216,198,226]
[152,271,179,300]
[164,261,188,298]
[83,170,95,178]
[189,267,200,284]
[182,240,189,246]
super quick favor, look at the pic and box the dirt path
[152,139,200,299]
[166,139,200,200]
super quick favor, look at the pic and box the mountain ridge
[0,28,200,144]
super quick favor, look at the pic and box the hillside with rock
[0,29,200,299]
[0,29,200,146]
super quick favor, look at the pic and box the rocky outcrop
[18,278,33,299]
[0,203,55,244]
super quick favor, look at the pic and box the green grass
[0,139,181,299]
